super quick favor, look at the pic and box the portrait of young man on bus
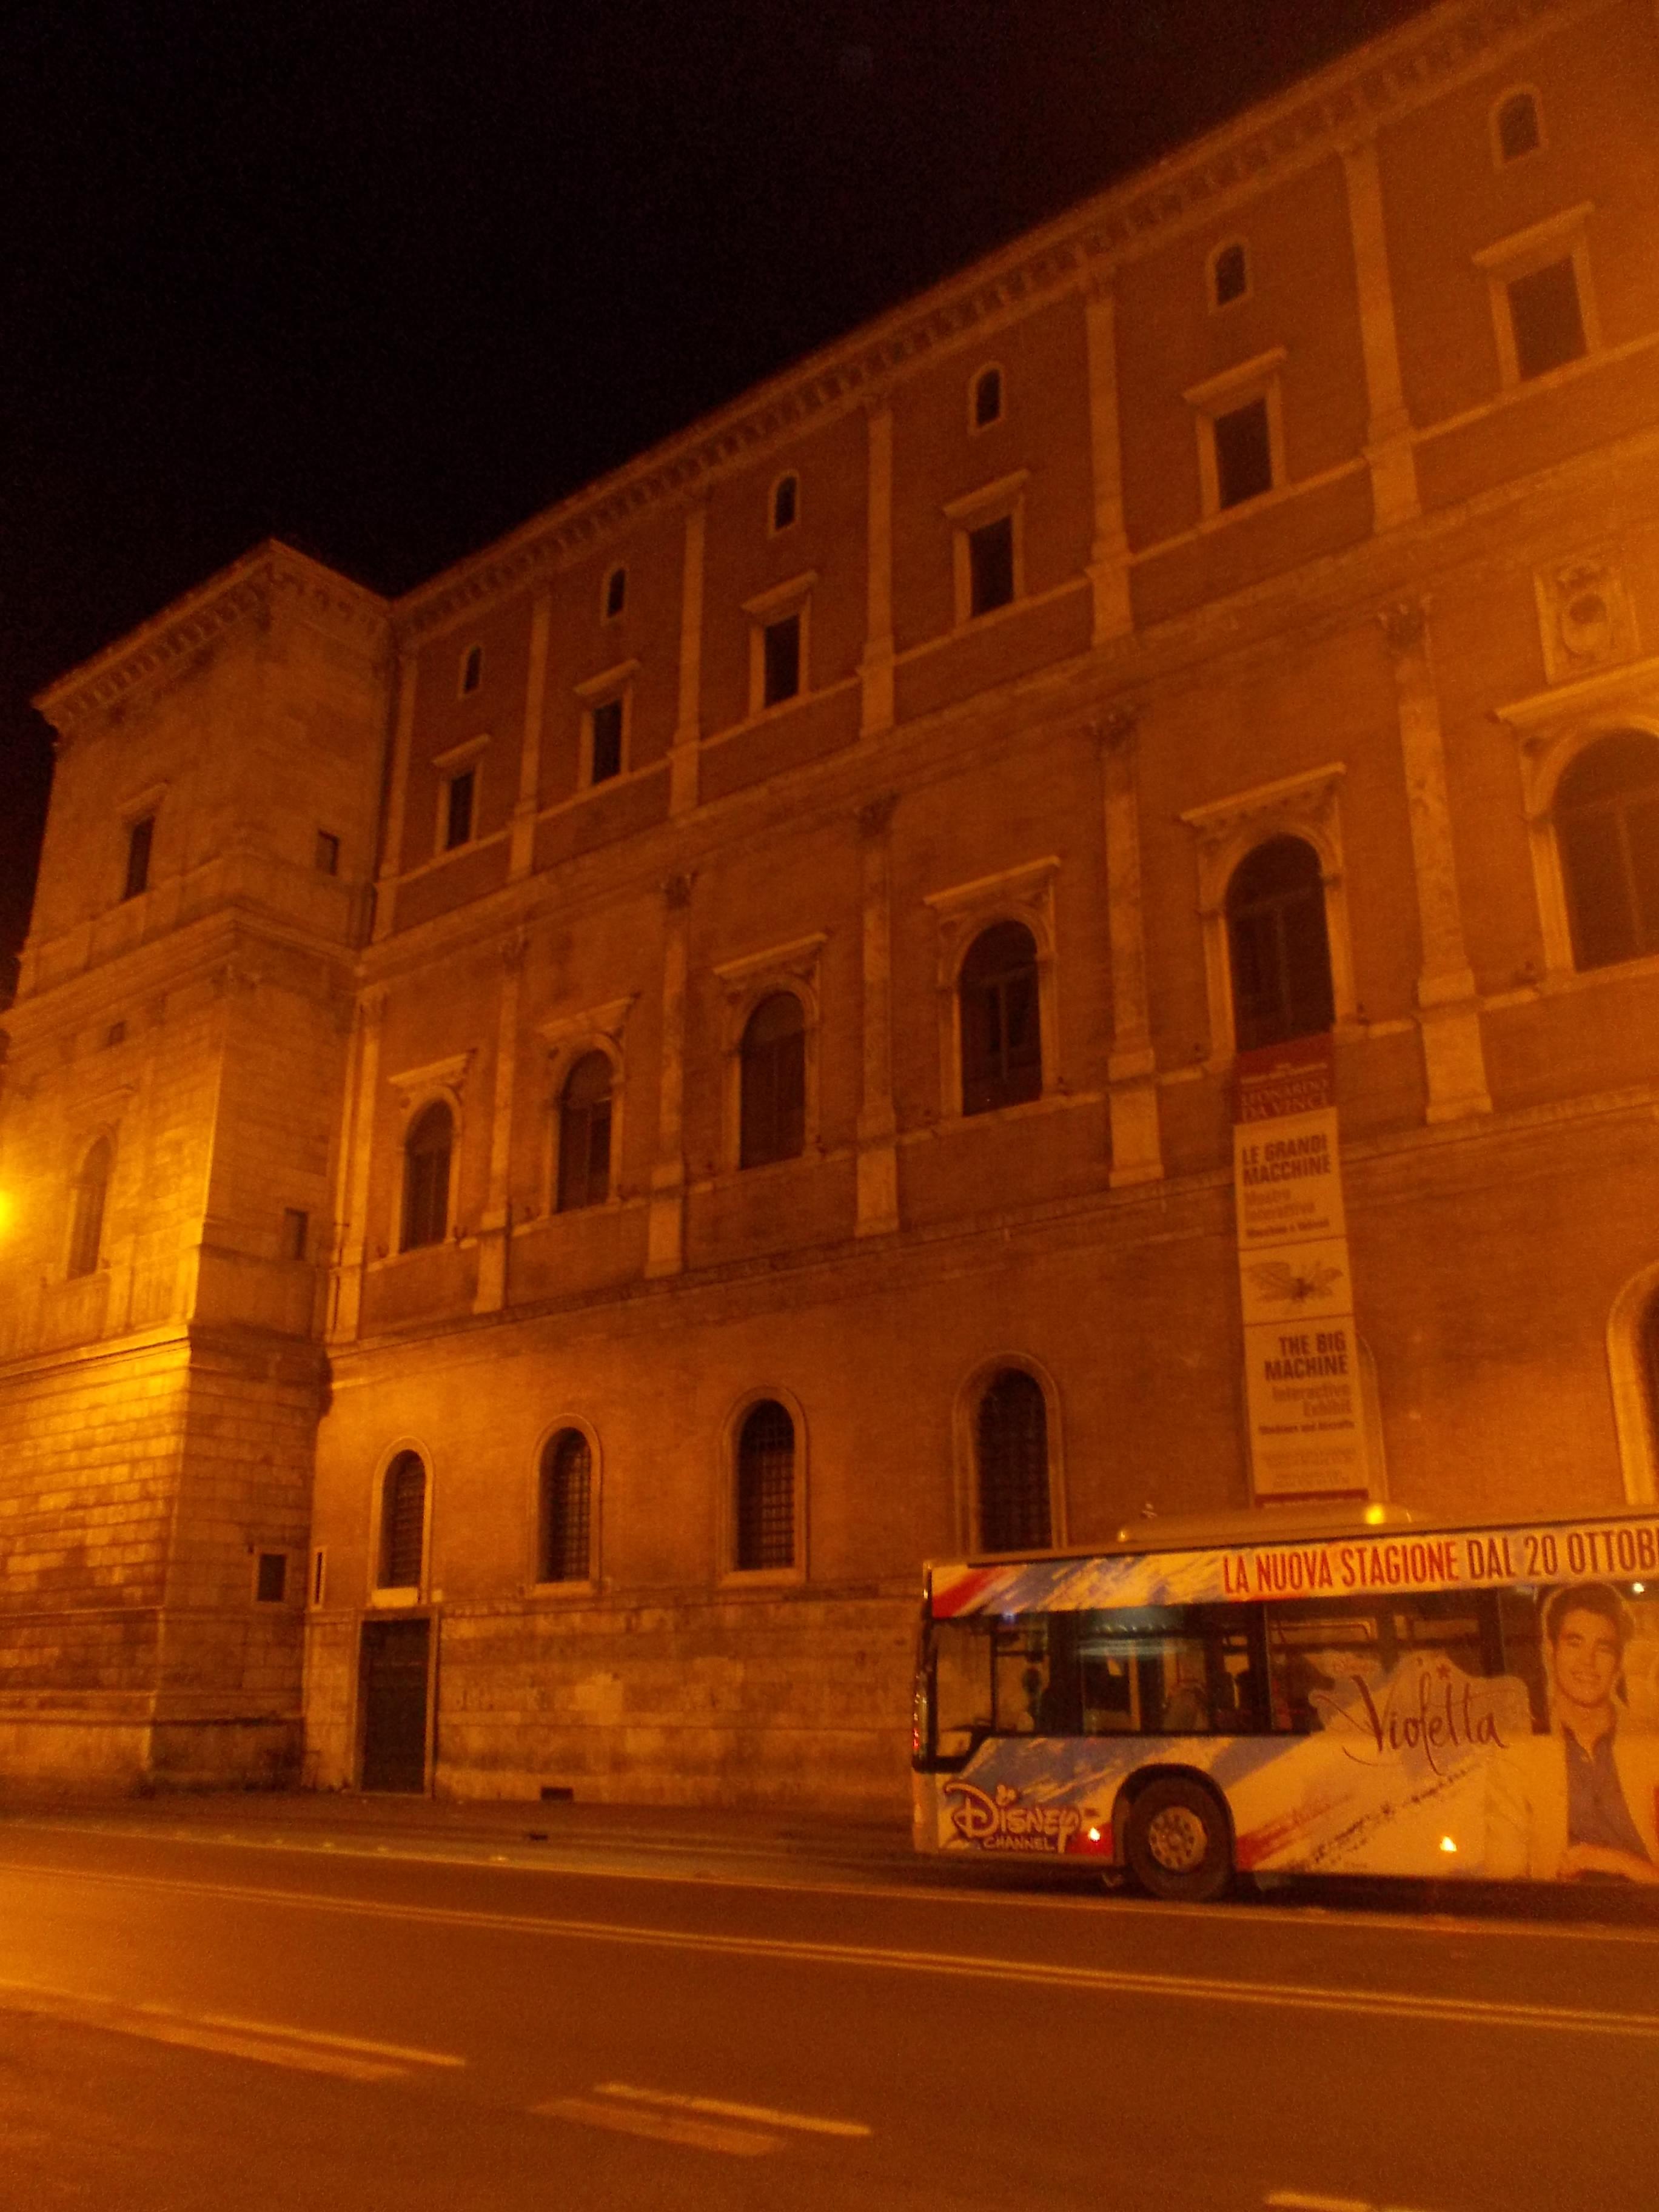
[1485,1581,1659,1885]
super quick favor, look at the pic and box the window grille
[379,1452,426,1589]
[1496,90,1541,163]
[123,816,154,901]
[967,515,1014,615]
[557,1051,614,1211]
[1556,734,1659,970]
[1225,836,1335,1051]
[67,1137,112,1279]
[589,698,625,785]
[1214,396,1273,507]
[762,613,802,707]
[539,1429,592,1583]
[739,994,806,1168]
[735,1400,796,1571]
[401,1102,454,1250]
[1507,258,1585,381]
[976,1370,1051,1552]
[959,920,1041,1115]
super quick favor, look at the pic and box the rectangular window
[1214,397,1274,508]
[762,613,801,708]
[310,1546,327,1608]
[589,697,625,785]
[315,830,340,876]
[255,1552,289,1604]
[967,515,1015,617]
[281,1207,309,1261]
[123,815,154,900]
[1507,257,1586,380]
[444,768,475,850]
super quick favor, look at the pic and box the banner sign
[928,1511,1659,1619]
[1233,1035,1366,1502]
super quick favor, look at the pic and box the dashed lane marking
[535,2094,779,2157]
[4,1863,1659,2041]
[1266,2194,1440,2212]
[0,1979,464,2083]
[594,2079,871,2138]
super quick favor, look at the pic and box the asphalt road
[0,1803,1653,2212]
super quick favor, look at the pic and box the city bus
[911,1503,1659,1900]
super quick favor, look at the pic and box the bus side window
[992,1620,1055,1733]
[931,1618,994,1758]
[1266,1601,1387,1733]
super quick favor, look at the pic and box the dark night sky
[1,0,1430,1001]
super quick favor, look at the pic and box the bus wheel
[1123,1778,1232,1903]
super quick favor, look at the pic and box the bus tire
[1122,1778,1232,1903]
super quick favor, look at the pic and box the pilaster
[670,501,706,817]
[1082,281,1133,646]
[509,594,552,878]
[474,931,528,1313]
[329,987,387,1339]
[860,403,896,737]
[372,654,418,942]
[1099,710,1163,1184]
[855,792,900,1236]
[1380,601,1490,1124]
[646,874,693,1276]
[1342,136,1419,531]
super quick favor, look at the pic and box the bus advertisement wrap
[917,1517,1659,1888]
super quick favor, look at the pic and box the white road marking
[535,2093,778,2156]
[8,1812,1659,1951]
[2,1861,1655,2043]
[0,1979,464,2082]
[594,2079,871,2137]
[1265,2194,1438,2212]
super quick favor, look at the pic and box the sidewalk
[0,1783,916,1867]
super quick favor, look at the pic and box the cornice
[36,540,390,742]
[390,0,1603,645]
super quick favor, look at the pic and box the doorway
[358,1617,431,1792]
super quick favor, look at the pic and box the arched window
[975,1369,1051,1552]
[1211,239,1248,308]
[959,920,1041,1115]
[771,474,799,531]
[460,644,483,695]
[538,1429,593,1583]
[734,1399,795,1571]
[739,993,806,1168]
[1225,836,1335,1051]
[401,1101,454,1251]
[1555,733,1659,971]
[67,1136,112,1279]
[603,565,626,618]
[1495,88,1541,163]
[378,1451,427,1589]
[557,1052,614,1212]
[971,365,1003,429]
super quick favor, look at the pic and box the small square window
[1495,89,1542,164]
[281,1207,309,1261]
[315,830,340,876]
[1214,397,1274,508]
[1211,241,1248,309]
[444,768,475,850]
[123,815,154,901]
[771,474,799,531]
[1507,258,1586,381]
[255,1552,288,1604]
[971,366,1003,429]
[590,697,625,784]
[763,613,801,707]
[105,1021,127,1048]
[460,644,483,695]
[603,566,626,619]
[967,515,1015,616]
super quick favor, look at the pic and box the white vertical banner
[1233,1036,1368,1503]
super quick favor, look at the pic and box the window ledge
[529,1578,598,1600]
[703,673,859,751]
[719,1567,806,1592]
[368,1587,421,1609]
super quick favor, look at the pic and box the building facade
[4,0,1659,1807]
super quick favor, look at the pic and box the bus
[911,1503,1659,1900]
